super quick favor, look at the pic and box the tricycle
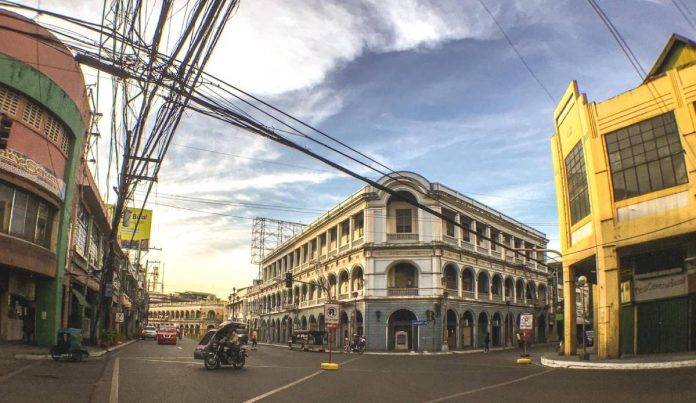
[50,328,90,362]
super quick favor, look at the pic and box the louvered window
[22,101,43,129]
[60,133,70,154]
[45,115,61,143]
[0,86,19,116]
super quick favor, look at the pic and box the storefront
[0,269,37,342]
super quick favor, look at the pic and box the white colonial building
[244,172,550,351]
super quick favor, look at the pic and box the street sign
[104,283,113,298]
[520,313,534,330]
[325,303,339,326]
[412,319,428,326]
[115,312,124,323]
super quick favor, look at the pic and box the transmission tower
[251,217,305,278]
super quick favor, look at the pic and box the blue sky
[16,0,696,297]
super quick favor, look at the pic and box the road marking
[424,368,555,403]
[243,356,361,403]
[109,358,119,403]
[0,361,40,383]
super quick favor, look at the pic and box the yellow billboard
[108,205,153,241]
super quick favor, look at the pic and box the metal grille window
[22,101,43,129]
[45,115,61,143]
[0,85,19,115]
[395,209,412,233]
[606,112,687,201]
[60,133,69,154]
[564,141,591,225]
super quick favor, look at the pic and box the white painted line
[0,361,39,383]
[243,356,361,403]
[424,368,555,403]
[109,358,119,403]
[243,370,323,403]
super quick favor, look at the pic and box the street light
[577,275,589,361]
[442,282,449,352]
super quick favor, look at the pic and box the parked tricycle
[50,328,89,362]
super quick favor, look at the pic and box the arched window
[462,268,475,292]
[387,263,418,296]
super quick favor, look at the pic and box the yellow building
[551,34,696,358]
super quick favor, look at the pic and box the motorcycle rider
[222,328,241,361]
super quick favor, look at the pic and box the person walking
[251,329,258,351]
[484,332,490,353]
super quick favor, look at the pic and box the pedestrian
[22,309,35,344]
[484,332,490,353]
[516,332,522,349]
[251,329,258,350]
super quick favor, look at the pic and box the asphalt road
[1,339,695,403]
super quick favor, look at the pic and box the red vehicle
[157,326,178,345]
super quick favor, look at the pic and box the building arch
[301,315,308,330]
[446,309,457,349]
[516,279,525,303]
[386,261,420,295]
[526,281,537,302]
[504,276,514,301]
[207,310,216,320]
[461,310,474,347]
[492,312,503,346]
[462,267,475,294]
[308,314,317,331]
[351,266,364,294]
[442,263,458,291]
[477,270,490,298]
[477,311,489,347]
[491,274,503,299]
[538,283,548,305]
[338,270,350,296]
[387,309,417,351]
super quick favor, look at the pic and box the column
[596,245,620,359]
[563,265,577,356]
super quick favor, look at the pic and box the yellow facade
[551,35,696,358]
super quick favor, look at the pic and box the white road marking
[0,361,40,383]
[424,368,555,402]
[109,358,120,403]
[177,347,182,350]
[243,356,362,403]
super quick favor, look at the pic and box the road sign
[520,313,534,330]
[115,312,124,323]
[325,303,340,326]
[412,319,428,326]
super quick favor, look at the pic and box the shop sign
[115,312,124,323]
[634,274,687,302]
[0,148,65,200]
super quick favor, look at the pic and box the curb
[257,342,515,356]
[14,339,138,360]
[540,356,696,370]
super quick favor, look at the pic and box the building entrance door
[637,297,688,354]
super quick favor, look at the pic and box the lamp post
[229,287,237,321]
[442,289,449,352]
[577,275,589,361]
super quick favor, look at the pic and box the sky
[8,0,696,299]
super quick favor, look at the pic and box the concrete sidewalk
[541,350,696,370]
[1,339,138,361]
[258,341,534,355]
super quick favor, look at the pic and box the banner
[108,205,153,243]
[634,274,687,302]
[0,148,65,200]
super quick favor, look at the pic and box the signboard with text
[108,205,153,243]
[0,148,65,200]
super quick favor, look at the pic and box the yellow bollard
[321,362,339,370]
[516,358,532,365]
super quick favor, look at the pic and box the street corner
[540,355,696,370]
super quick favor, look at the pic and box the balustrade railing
[462,290,475,299]
[387,287,419,296]
[387,233,419,242]
[443,235,458,245]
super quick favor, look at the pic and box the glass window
[395,209,412,233]
[462,220,471,242]
[9,191,29,238]
[0,182,13,233]
[35,203,53,248]
[605,112,687,201]
[564,141,591,225]
[442,208,456,237]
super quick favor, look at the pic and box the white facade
[243,172,550,351]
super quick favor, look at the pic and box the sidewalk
[541,349,696,370]
[1,339,138,361]
[258,341,525,355]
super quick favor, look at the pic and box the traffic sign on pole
[520,313,534,330]
[325,303,340,326]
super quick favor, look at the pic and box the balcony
[445,287,458,296]
[462,290,475,299]
[387,233,419,242]
[299,301,309,307]
[462,241,474,251]
[443,235,458,245]
[491,250,502,259]
[352,237,364,247]
[339,244,350,253]
[338,293,349,300]
[387,287,419,296]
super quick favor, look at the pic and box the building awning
[71,288,90,307]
